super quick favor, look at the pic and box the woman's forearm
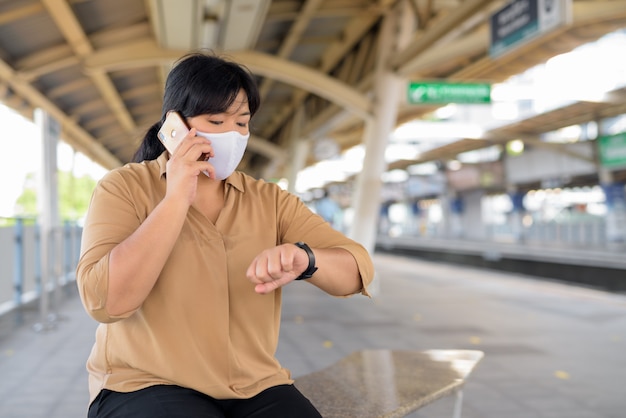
[106,196,189,316]
[307,248,363,296]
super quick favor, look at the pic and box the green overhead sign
[408,82,491,104]
[598,132,626,169]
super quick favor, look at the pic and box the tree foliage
[15,171,97,221]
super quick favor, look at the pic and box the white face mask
[195,130,249,180]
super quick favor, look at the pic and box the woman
[76,51,374,417]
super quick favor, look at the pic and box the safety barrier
[0,218,81,327]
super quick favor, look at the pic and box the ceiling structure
[0,0,625,187]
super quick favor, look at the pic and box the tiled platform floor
[1,252,624,418]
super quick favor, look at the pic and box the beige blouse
[76,152,374,404]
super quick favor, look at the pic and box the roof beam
[40,0,136,133]
[248,135,289,160]
[451,0,626,81]
[83,42,372,120]
[390,0,495,70]
[0,58,120,169]
[305,0,626,159]
[261,0,395,138]
[258,0,324,99]
[47,78,92,100]
[0,3,44,26]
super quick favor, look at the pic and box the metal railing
[0,218,82,328]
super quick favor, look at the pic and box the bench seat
[295,349,484,418]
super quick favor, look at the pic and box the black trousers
[87,384,322,418]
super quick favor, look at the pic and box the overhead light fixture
[506,139,524,155]
[446,160,462,171]
[219,0,270,50]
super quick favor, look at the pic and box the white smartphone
[157,111,189,154]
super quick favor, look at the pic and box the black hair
[132,51,260,162]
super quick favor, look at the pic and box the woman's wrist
[160,194,192,218]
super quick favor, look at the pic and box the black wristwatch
[294,242,318,280]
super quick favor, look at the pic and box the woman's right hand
[164,128,216,205]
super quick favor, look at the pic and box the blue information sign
[490,0,571,58]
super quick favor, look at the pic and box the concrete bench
[295,349,484,418]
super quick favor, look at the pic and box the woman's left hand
[246,244,310,294]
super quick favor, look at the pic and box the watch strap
[294,242,318,280]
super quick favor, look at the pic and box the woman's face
[186,89,251,136]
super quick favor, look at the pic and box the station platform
[377,235,626,292]
[0,252,624,418]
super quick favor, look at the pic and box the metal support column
[287,107,309,194]
[348,8,403,256]
[34,108,61,332]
